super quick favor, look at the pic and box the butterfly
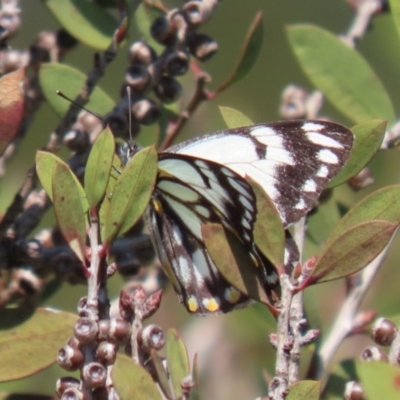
[146,120,353,315]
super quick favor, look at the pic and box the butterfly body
[147,120,353,315]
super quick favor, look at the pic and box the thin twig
[316,245,389,384]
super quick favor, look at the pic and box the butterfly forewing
[168,120,353,226]
[147,120,354,315]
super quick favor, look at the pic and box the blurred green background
[1,1,400,399]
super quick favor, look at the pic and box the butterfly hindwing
[146,120,354,315]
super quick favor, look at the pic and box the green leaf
[327,185,400,246]
[84,127,115,208]
[202,223,271,306]
[219,106,254,128]
[166,329,190,398]
[113,354,162,400]
[0,308,77,382]
[328,120,386,187]
[309,220,397,284]
[287,25,396,124]
[216,11,263,92]
[39,63,115,117]
[189,353,200,400]
[36,151,89,213]
[287,380,320,400]
[390,0,400,41]
[357,361,400,400]
[52,162,87,262]
[103,146,158,244]
[307,196,341,247]
[249,177,285,268]
[42,0,117,49]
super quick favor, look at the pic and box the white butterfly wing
[167,120,353,225]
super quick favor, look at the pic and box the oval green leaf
[287,380,320,400]
[219,106,254,128]
[113,354,161,400]
[36,151,89,213]
[306,196,341,247]
[43,0,117,49]
[166,329,190,398]
[103,146,158,244]
[248,177,285,268]
[309,220,397,284]
[328,120,386,187]
[327,185,400,246]
[84,127,115,208]
[202,223,271,305]
[39,63,115,117]
[52,162,87,262]
[216,11,263,93]
[287,25,396,124]
[390,0,400,40]
[357,361,400,400]
[0,308,77,382]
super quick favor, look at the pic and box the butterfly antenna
[126,86,133,143]
[56,90,102,121]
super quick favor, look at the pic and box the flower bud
[61,387,87,400]
[57,345,84,371]
[137,324,165,350]
[129,41,157,65]
[56,376,80,397]
[96,341,118,365]
[371,317,397,346]
[360,346,388,362]
[188,33,218,61]
[74,318,98,344]
[82,362,107,388]
[163,50,189,76]
[131,98,161,125]
[344,380,365,400]
[154,76,182,103]
[109,318,132,344]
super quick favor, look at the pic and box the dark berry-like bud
[82,362,107,388]
[360,346,388,362]
[163,50,189,76]
[151,16,173,44]
[131,98,161,125]
[182,0,218,26]
[74,318,98,344]
[64,129,90,152]
[57,345,84,371]
[109,318,132,344]
[125,65,151,93]
[371,317,397,346]
[66,336,82,350]
[61,386,87,400]
[138,324,165,350]
[128,41,157,65]
[344,381,365,400]
[56,29,79,51]
[96,341,118,365]
[154,76,182,104]
[56,376,80,397]
[188,33,218,61]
